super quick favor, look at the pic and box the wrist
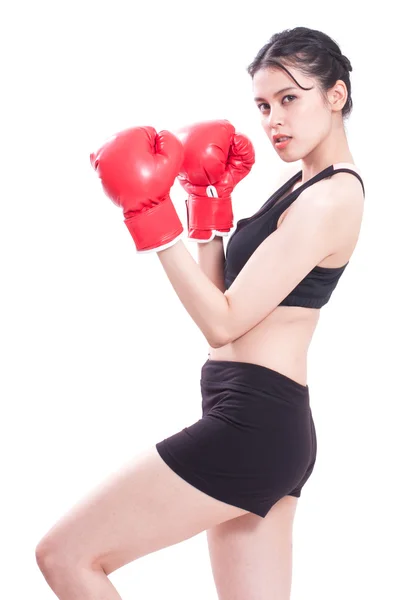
[198,235,224,244]
[186,194,233,231]
[124,195,183,253]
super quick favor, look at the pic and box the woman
[36,27,365,600]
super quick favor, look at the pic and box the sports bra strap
[332,163,365,196]
[333,162,362,174]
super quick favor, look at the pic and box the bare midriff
[209,181,319,387]
[208,306,320,387]
[208,171,363,388]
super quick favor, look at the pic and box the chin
[279,156,298,163]
[276,151,300,164]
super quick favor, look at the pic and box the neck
[300,119,354,183]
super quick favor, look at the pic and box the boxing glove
[90,126,184,253]
[175,120,255,242]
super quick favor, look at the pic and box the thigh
[206,495,298,600]
[36,446,249,576]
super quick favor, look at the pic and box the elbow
[210,322,253,348]
[208,296,234,349]
[208,340,227,350]
[207,331,231,348]
[207,326,231,349]
[208,338,225,350]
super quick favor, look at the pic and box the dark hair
[247,27,353,119]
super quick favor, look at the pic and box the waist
[208,308,319,387]
[201,359,310,409]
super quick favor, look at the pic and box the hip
[208,346,309,388]
[199,358,314,458]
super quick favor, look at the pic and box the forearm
[196,237,226,293]
[156,240,230,348]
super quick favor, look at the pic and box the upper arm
[221,187,348,345]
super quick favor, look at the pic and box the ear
[328,79,348,113]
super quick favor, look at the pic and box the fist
[174,120,255,241]
[90,126,185,252]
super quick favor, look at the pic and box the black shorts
[155,359,317,518]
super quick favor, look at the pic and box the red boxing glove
[90,126,184,253]
[175,120,255,242]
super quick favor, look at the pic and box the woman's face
[252,65,333,162]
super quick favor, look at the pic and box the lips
[273,134,292,144]
[274,138,292,151]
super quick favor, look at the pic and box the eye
[257,95,297,112]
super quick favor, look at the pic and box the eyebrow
[254,86,298,102]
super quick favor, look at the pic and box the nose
[264,105,284,131]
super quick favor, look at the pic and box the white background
[1,1,399,598]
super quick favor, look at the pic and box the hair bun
[327,48,352,71]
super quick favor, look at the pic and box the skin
[35,64,364,600]
[254,64,354,179]
[206,65,364,385]
[153,64,364,387]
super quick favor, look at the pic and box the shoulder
[286,172,365,252]
[312,171,365,225]
[298,169,364,213]
[328,169,365,202]
[277,165,364,230]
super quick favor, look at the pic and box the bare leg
[38,561,122,600]
[36,446,248,598]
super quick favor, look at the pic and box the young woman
[36,26,365,600]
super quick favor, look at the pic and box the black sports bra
[224,163,365,309]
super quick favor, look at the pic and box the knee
[35,537,63,575]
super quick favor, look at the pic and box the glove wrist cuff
[186,194,233,231]
[124,195,183,252]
